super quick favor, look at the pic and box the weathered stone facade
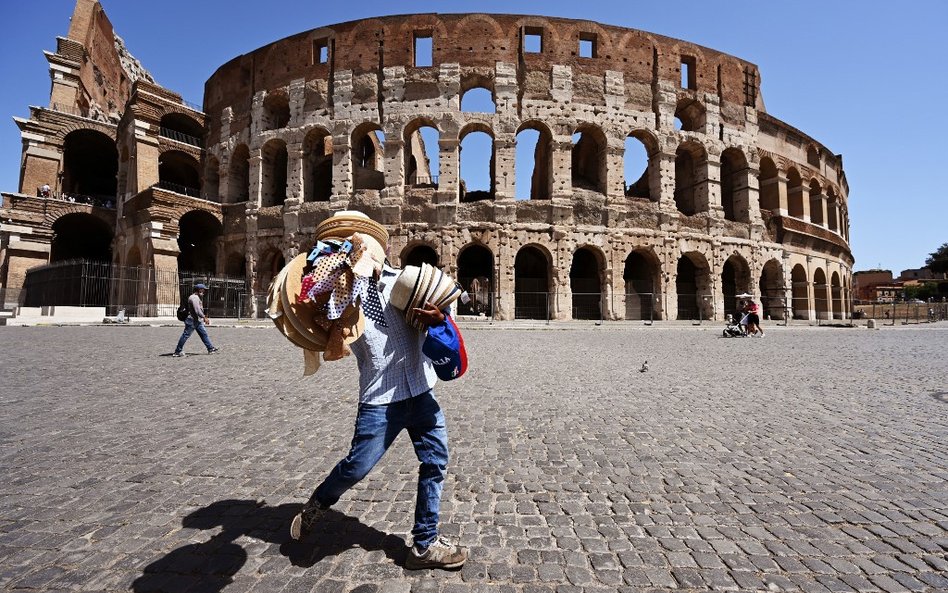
[1,2,853,321]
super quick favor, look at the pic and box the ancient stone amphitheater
[1,3,852,322]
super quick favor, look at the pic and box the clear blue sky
[2,1,945,274]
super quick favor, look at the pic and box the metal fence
[853,301,948,325]
[21,259,249,318]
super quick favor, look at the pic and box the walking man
[289,211,467,571]
[173,283,220,356]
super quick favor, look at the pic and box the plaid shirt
[350,264,437,405]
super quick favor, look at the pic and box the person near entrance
[172,283,220,356]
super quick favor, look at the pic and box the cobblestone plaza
[0,325,946,592]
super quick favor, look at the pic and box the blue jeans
[174,317,215,353]
[311,391,449,549]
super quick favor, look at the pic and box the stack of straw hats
[267,211,388,375]
[390,262,464,330]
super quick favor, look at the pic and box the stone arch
[809,178,824,226]
[721,253,752,318]
[224,251,246,278]
[813,267,829,320]
[831,271,843,320]
[404,118,440,187]
[674,140,707,215]
[177,210,222,274]
[262,91,290,131]
[401,243,439,267]
[61,129,118,199]
[228,143,250,203]
[791,264,810,320]
[352,122,386,191]
[257,246,285,291]
[624,129,659,201]
[457,242,494,316]
[674,97,706,132]
[516,120,553,200]
[570,245,605,320]
[261,138,288,206]
[720,147,750,223]
[758,156,779,214]
[514,244,552,320]
[452,14,506,48]
[826,186,839,233]
[159,149,201,197]
[676,251,713,320]
[623,248,661,320]
[302,127,333,201]
[571,123,607,194]
[787,167,804,218]
[203,155,220,201]
[50,212,113,263]
[459,123,495,201]
[759,258,785,320]
[460,86,496,113]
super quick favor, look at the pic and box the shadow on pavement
[131,499,407,593]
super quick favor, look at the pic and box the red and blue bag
[422,314,468,381]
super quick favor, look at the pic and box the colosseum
[0,0,853,322]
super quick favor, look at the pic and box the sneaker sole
[404,557,467,570]
[289,513,304,540]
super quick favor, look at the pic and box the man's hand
[412,301,446,327]
[204,317,210,325]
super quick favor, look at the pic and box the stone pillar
[437,137,460,203]
[813,193,828,229]
[331,133,352,205]
[248,153,263,207]
[551,139,573,200]
[382,136,405,202]
[495,234,514,320]
[701,154,719,216]
[494,134,516,201]
[605,144,625,203]
[286,142,304,202]
[794,184,811,222]
[655,151,677,214]
[774,172,789,216]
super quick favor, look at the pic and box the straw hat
[280,253,331,349]
[390,263,464,329]
[315,210,388,252]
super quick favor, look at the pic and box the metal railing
[156,180,201,198]
[853,301,947,325]
[409,175,439,188]
[20,259,249,318]
[159,127,204,148]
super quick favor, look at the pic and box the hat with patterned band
[315,210,389,252]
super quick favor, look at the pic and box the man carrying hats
[172,283,220,357]
[289,211,467,571]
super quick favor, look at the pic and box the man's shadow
[132,499,408,593]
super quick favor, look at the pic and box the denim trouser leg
[174,319,195,353]
[310,392,449,550]
[194,321,215,350]
[406,393,449,550]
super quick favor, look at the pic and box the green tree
[926,242,948,274]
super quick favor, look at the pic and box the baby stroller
[722,313,747,338]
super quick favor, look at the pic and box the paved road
[0,325,946,592]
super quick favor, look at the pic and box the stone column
[330,132,352,206]
[701,154,719,216]
[774,172,789,216]
[286,142,304,202]
[813,192,828,229]
[436,137,460,203]
[605,143,625,203]
[493,134,516,201]
[248,153,263,207]
[551,139,573,200]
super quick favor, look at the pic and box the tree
[926,242,948,274]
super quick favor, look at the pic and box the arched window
[159,113,204,147]
[787,168,804,218]
[461,87,495,113]
[228,144,250,204]
[813,268,829,320]
[758,157,779,214]
[571,125,606,194]
[826,187,839,233]
[623,250,660,321]
[460,126,494,201]
[676,253,713,320]
[352,125,386,191]
[177,210,222,274]
[674,98,706,132]
[570,247,602,320]
[262,93,290,130]
[515,122,552,200]
[721,254,751,318]
[402,244,439,267]
[457,244,493,316]
[159,150,201,197]
[759,259,785,320]
[514,246,550,320]
[809,179,824,226]
[303,128,333,201]
[203,156,220,202]
[50,213,113,263]
[674,141,707,215]
[624,132,656,200]
[404,120,439,188]
[831,271,843,320]
[261,139,288,207]
[720,148,749,223]
[791,264,809,320]
[61,129,118,199]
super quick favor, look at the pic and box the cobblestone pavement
[0,325,946,593]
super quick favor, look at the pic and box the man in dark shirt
[172,283,220,356]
